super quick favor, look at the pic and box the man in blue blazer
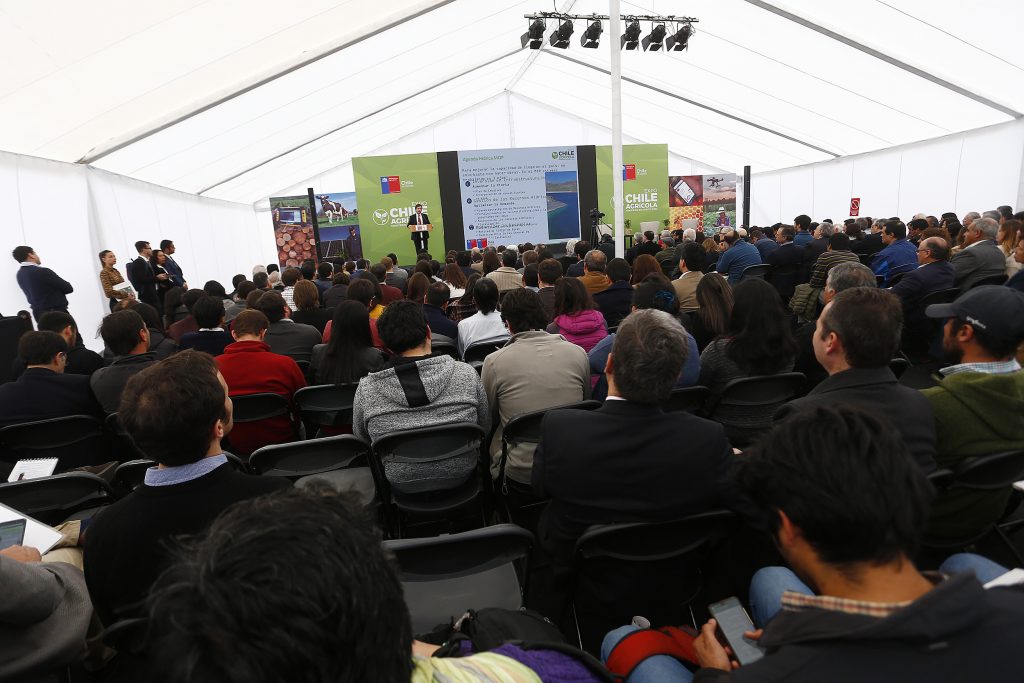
[890,236,956,333]
[160,239,187,288]
[12,246,73,323]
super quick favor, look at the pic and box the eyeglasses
[916,248,930,253]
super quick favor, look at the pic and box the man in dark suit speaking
[407,203,432,255]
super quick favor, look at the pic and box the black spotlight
[620,20,641,50]
[580,19,602,48]
[521,18,545,49]
[665,23,693,51]
[549,18,574,48]
[642,23,667,51]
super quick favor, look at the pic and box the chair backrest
[889,271,906,286]
[738,264,770,282]
[104,412,148,461]
[249,434,370,479]
[574,510,736,565]
[0,472,117,525]
[888,357,910,379]
[293,384,358,428]
[973,274,1008,288]
[385,524,533,634]
[372,422,486,497]
[503,400,602,450]
[711,373,805,409]
[949,451,1024,491]
[0,312,32,385]
[919,288,960,307]
[463,341,504,364]
[113,459,156,494]
[658,258,676,276]
[662,386,711,413]
[431,341,460,360]
[0,415,106,471]
[229,393,290,422]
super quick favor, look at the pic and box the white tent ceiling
[0,0,1019,205]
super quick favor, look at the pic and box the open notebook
[0,503,63,554]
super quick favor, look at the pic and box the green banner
[596,143,670,238]
[353,152,444,265]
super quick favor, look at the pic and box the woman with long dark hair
[311,300,385,385]
[547,277,607,354]
[448,272,482,323]
[150,249,174,309]
[98,250,131,312]
[405,272,430,304]
[630,254,663,286]
[442,262,468,298]
[684,275,733,353]
[699,278,796,393]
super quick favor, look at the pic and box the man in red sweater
[216,309,306,456]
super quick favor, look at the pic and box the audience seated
[765,225,803,271]
[921,286,1024,541]
[215,310,306,455]
[590,279,700,401]
[699,279,796,402]
[84,350,290,627]
[951,217,1007,290]
[482,289,590,488]
[223,280,255,323]
[422,281,458,341]
[144,486,603,682]
[750,227,778,260]
[715,228,762,284]
[851,217,886,256]
[382,256,408,293]
[314,261,333,298]
[12,311,103,379]
[279,267,300,311]
[255,290,322,363]
[792,262,875,389]
[310,301,385,385]
[605,407,1024,682]
[577,249,611,296]
[289,279,331,333]
[90,309,157,414]
[890,236,956,338]
[672,242,706,312]
[120,300,177,360]
[536,258,562,322]
[485,250,524,293]
[626,230,660,263]
[871,220,918,286]
[0,331,102,428]
[322,271,349,309]
[0,545,91,680]
[683,274,733,353]
[792,214,813,246]
[807,232,859,288]
[456,278,510,357]
[546,277,608,355]
[167,288,206,343]
[777,287,936,472]
[534,309,746,572]
[178,295,232,356]
[593,257,633,328]
[370,263,403,304]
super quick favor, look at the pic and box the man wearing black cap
[921,286,1024,541]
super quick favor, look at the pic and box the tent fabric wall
[0,151,270,351]
[749,119,1024,226]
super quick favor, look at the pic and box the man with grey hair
[891,236,955,351]
[794,261,876,390]
[802,221,835,274]
[682,227,697,243]
[654,236,676,265]
[853,218,885,256]
[532,308,744,572]
[963,211,981,231]
[951,216,1006,290]
[578,249,611,296]
[982,210,1002,222]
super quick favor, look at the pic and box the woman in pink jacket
[546,276,608,355]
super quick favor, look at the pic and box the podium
[408,222,433,233]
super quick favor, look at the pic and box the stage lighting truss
[523,13,696,52]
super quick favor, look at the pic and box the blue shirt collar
[941,359,1022,377]
[144,454,228,487]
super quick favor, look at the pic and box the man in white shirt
[457,278,509,358]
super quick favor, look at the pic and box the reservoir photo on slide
[545,170,580,240]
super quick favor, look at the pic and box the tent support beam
[545,51,840,157]
[78,0,460,165]
[742,0,1021,119]
[196,50,520,196]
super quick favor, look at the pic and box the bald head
[918,236,949,263]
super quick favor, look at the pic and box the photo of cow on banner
[314,192,363,261]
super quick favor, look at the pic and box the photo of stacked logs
[276,223,317,268]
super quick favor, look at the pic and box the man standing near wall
[12,246,73,323]
[160,240,186,288]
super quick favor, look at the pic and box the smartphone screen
[0,519,26,551]
[708,597,765,666]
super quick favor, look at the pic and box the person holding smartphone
[603,406,1024,682]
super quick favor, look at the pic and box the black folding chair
[463,341,505,368]
[889,271,906,286]
[972,274,1008,288]
[113,459,156,495]
[293,384,358,437]
[767,264,799,305]
[658,258,676,277]
[230,393,291,422]
[737,263,770,282]
[0,311,32,385]
[0,471,117,525]
[385,524,533,635]
[904,287,960,359]
[250,434,375,506]
[431,340,460,360]
[705,373,805,447]
[922,450,1024,566]
[662,386,711,413]
[889,357,910,379]
[568,510,737,654]
[104,413,148,462]
[370,422,488,537]
[0,415,106,472]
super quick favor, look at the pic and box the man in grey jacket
[951,216,1006,290]
[353,301,488,489]
[0,546,91,680]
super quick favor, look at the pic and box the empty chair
[249,435,375,506]
[737,263,770,282]
[293,383,357,436]
[370,422,488,537]
[0,415,106,472]
[0,471,117,525]
[385,524,533,635]
[569,510,736,654]
[662,386,712,414]
[705,373,805,446]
